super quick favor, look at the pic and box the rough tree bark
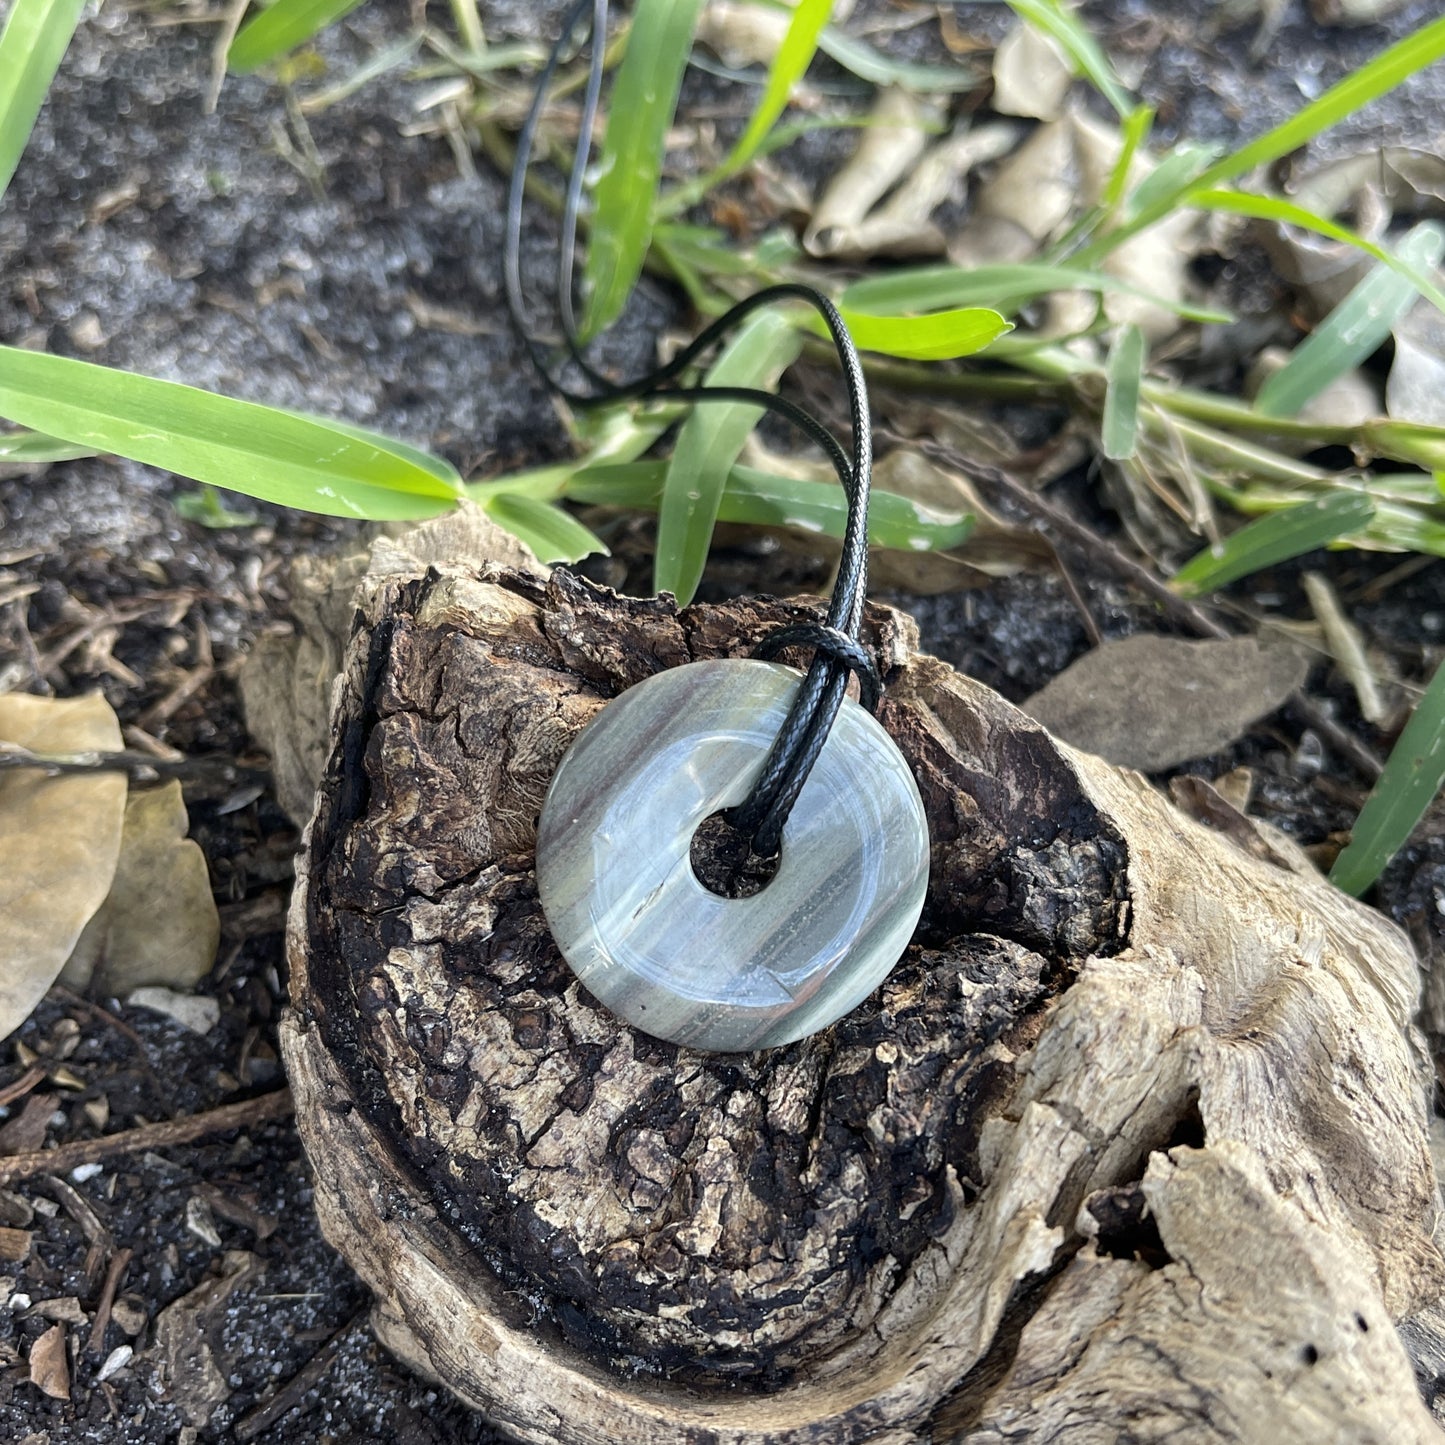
[281,554,1445,1444]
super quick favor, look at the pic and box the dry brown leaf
[803,87,935,257]
[991,20,1073,121]
[0,694,126,1042]
[1386,300,1445,427]
[28,1322,69,1401]
[960,107,1200,340]
[60,780,219,997]
[1311,0,1413,22]
[0,1227,30,1262]
[1022,634,1311,772]
[0,1093,56,1155]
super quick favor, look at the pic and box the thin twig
[234,1309,366,1441]
[88,1246,133,1354]
[0,742,264,789]
[0,1066,47,1110]
[0,1089,294,1186]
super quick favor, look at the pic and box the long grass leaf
[1122,140,1222,219]
[228,0,369,73]
[581,0,706,339]
[0,0,86,202]
[1187,190,1445,317]
[1102,104,1154,215]
[0,347,462,521]
[1087,11,1445,254]
[482,493,606,563]
[835,306,1011,361]
[816,26,980,92]
[654,309,801,604]
[724,0,830,172]
[1003,0,1133,117]
[1170,491,1376,597]
[1331,654,1445,895]
[1256,221,1445,417]
[0,428,96,464]
[566,461,976,552]
[1101,323,1145,460]
[839,262,1232,324]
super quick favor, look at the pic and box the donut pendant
[535,659,929,1052]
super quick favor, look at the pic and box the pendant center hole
[689,812,781,899]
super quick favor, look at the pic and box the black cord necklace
[503,0,879,859]
[511,0,929,1053]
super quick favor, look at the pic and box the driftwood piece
[281,559,1445,1443]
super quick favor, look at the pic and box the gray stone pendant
[535,659,929,1052]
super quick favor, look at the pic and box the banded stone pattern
[535,659,930,1051]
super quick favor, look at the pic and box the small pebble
[96,1344,132,1383]
[70,1163,103,1184]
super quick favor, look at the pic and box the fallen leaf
[0,1226,30,1262]
[0,1094,57,1155]
[992,20,1073,121]
[60,780,219,997]
[152,1250,263,1427]
[0,695,127,1043]
[1386,299,1445,427]
[804,87,935,257]
[29,1296,85,1324]
[28,1323,69,1401]
[125,987,220,1037]
[807,122,1020,259]
[1311,0,1413,21]
[1022,634,1311,771]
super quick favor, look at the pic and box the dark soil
[1,1,1443,1440]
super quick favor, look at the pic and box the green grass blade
[1121,140,1223,220]
[1367,421,1445,470]
[566,460,976,552]
[1086,11,1445,255]
[1003,0,1133,117]
[0,347,463,521]
[1193,13,1445,196]
[834,306,1012,361]
[482,493,606,563]
[0,428,96,464]
[581,0,706,339]
[724,0,830,173]
[1187,190,1445,317]
[815,26,980,92]
[0,0,86,202]
[1331,654,1445,896]
[839,262,1232,325]
[1170,491,1376,597]
[1256,221,1445,418]
[173,484,260,528]
[654,309,801,604]
[228,0,369,73]
[1102,104,1154,215]
[1101,323,1145,460]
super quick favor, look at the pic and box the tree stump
[281,557,1445,1443]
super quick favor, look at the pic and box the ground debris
[1022,633,1312,771]
[148,1249,264,1428]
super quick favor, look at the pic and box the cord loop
[752,624,882,714]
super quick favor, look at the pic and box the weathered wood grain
[282,556,1444,1444]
